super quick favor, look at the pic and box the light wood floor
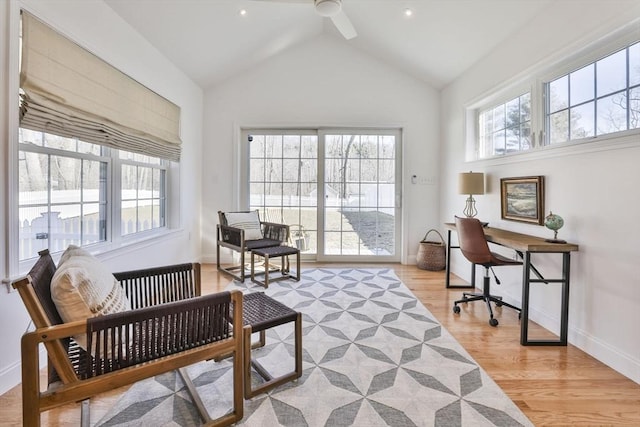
[2,263,639,426]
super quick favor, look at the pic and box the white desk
[444,223,579,346]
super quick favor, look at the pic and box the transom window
[469,37,639,161]
[547,41,640,143]
[478,93,531,158]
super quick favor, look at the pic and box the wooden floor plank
[1,263,639,425]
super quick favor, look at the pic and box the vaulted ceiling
[104,0,553,90]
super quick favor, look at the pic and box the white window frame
[465,80,540,162]
[465,26,640,163]
[16,130,171,269]
[476,92,533,158]
[117,152,168,238]
[543,40,639,146]
[17,131,111,261]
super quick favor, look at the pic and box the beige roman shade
[19,12,182,161]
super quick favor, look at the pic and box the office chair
[452,216,522,326]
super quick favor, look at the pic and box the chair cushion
[245,238,282,250]
[51,245,131,350]
[225,211,263,240]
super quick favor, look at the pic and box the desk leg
[560,253,571,345]
[445,230,452,288]
[520,252,532,346]
[521,251,570,346]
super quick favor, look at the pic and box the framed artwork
[500,176,544,225]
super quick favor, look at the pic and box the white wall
[202,35,440,264]
[0,0,203,393]
[441,1,640,384]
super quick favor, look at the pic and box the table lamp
[458,172,484,218]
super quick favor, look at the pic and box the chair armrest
[261,222,290,242]
[24,319,89,342]
[218,224,245,248]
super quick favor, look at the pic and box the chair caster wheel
[518,312,522,320]
[489,318,499,327]
[453,305,461,314]
[496,301,503,307]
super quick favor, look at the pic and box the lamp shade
[458,172,485,195]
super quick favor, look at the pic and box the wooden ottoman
[241,292,302,398]
[250,245,300,287]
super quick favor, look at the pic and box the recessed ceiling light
[239,9,247,16]
[404,8,413,17]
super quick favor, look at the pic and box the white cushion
[225,211,263,240]
[51,245,131,350]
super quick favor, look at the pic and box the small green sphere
[545,212,564,231]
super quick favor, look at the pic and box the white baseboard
[571,327,640,385]
[202,251,236,265]
[201,253,217,264]
[0,347,48,395]
[0,360,22,396]
[526,303,640,385]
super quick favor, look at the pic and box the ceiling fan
[252,0,357,40]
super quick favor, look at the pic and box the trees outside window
[18,129,167,262]
[547,42,640,144]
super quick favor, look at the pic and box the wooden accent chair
[217,210,290,281]
[13,249,244,427]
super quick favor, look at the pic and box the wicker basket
[416,229,446,271]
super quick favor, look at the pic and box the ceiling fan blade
[331,9,357,40]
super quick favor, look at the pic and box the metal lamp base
[463,195,477,218]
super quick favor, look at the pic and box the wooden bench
[13,249,244,427]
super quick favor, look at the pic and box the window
[547,41,640,144]
[18,129,167,262]
[120,152,166,236]
[468,36,639,161]
[478,93,531,158]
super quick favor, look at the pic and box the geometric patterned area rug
[96,268,532,426]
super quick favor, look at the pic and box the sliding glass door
[322,130,400,259]
[244,131,320,255]
[241,128,401,262]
